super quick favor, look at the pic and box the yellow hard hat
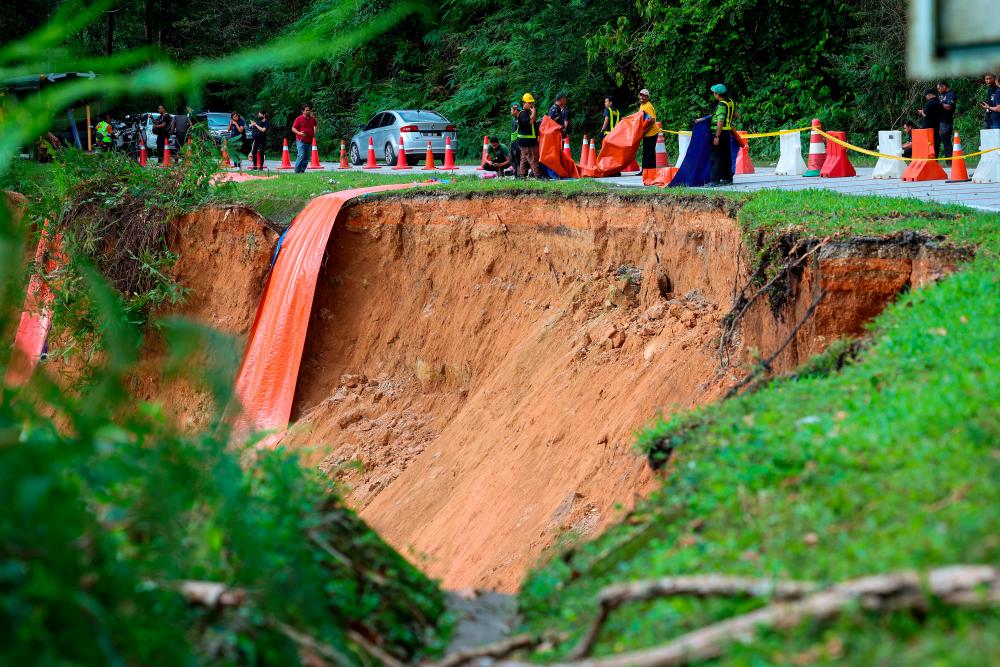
[522,93,535,103]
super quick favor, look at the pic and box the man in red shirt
[291,103,318,173]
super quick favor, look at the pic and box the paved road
[248,159,1000,213]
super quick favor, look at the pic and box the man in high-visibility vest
[516,93,544,178]
[706,84,736,187]
[601,95,620,138]
[509,101,522,177]
[638,88,659,169]
[95,113,114,151]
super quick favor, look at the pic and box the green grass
[515,196,1000,663]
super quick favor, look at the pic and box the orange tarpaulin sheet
[579,111,650,178]
[234,182,425,444]
[539,116,579,178]
[5,225,60,386]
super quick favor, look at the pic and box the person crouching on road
[291,103,318,173]
[548,91,570,136]
[638,88,659,170]
[901,119,916,158]
[484,136,512,175]
[517,93,544,178]
[509,102,522,177]
[706,84,736,187]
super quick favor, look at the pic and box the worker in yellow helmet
[516,93,544,178]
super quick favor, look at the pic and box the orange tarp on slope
[234,183,423,443]
[579,111,649,178]
[5,225,60,386]
[539,116,579,178]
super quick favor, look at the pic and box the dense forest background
[3,0,993,157]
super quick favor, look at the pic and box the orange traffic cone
[804,119,826,177]
[587,138,597,169]
[362,137,379,169]
[221,143,231,168]
[307,138,323,169]
[580,134,590,166]
[946,133,970,183]
[902,128,947,181]
[563,135,572,160]
[278,138,293,169]
[422,140,437,170]
[735,131,754,174]
[162,145,172,167]
[338,139,351,169]
[441,136,458,170]
[477,135,488,170]
[819,131,856,178]
[655,133,669,168]
[392,135,410,170]
[256,149,264,171]
[138,142,147,167]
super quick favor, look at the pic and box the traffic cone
[804,119,826,177]
[735,131,754,174]
[946,133,970,183]
[221,143,231,168]
[308,137,323,169]
[422,140,437,170]
[362,137,379,169]
[655,133,669,168]
[138,143,147,167]
[162,145,172,167]
[587,138,597,169]
[477,135,488,170]
[580,134,590,166]
[278,138,293,169]
[441,136,458,170]
[338,139,351,169]
[819,131,856,178]
[563,135,572,161]
[255,149,263,171]
[392,135,410,170]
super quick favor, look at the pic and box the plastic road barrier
[973,129,1000,183]
[819,131,856,177]
[775,131,807,176]
[873,131,906,179]
[902,128,947,181]
[233,182,429,444]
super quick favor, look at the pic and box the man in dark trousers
[918,88,943,157]
[706,84,736,187]
[601,95,620,138]
[516,93,544,178]
[152,105,172,163]
[509,101,522,177]
[936,80,956,158]
[547,91,570,136]
[171,106,190,149]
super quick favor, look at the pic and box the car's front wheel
[384,142,396,166]
[350,142,363,165]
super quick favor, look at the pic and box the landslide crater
[279,193,966,591]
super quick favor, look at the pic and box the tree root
[427,632,563,667]
[504,565,1000,667]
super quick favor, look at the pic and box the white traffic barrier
[972,129,1000,183]
[872,131,906,179]
[676,132,691,168]
[774,131,806,176]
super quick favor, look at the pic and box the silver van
[349,110,457,165]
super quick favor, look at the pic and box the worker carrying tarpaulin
[578,111,650,178]
[539,115,579,178]
[665,117,742,188]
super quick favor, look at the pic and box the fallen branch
[269,619,354,667]
[503,565,1000,667]
[567,576,819,659]
[725,288,827,399]
[429,632,561,667]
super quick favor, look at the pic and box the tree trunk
[105,10,116,56]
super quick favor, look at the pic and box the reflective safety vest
[716,99,736,130]
[96,121,111,142]
[604,108,620,135]
[516,112,538,140]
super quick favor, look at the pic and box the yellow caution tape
[814,128,1000,162]
[739,126,812,138]
[661,129,691,135]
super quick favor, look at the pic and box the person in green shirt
[484,136,512,176]
[95,114,114,150]
[509,102,522,177]
[706,83,736,186]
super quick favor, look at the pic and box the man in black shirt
[936,80,956,158]
[152,105,172,163]
[517,93,544,178]
[918,89,943,158]
[248,110,269,170]
[901,120,916,159]
[170,106,190,149]
[547,91,570,137]
[982,73,1000,130]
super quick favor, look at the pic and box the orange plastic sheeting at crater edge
[579,111,649,178]
[539,116,579,178]
[233,183,426,443]
[5,225,61,387]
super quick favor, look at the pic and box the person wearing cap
[917,88,943,158]
[601,95,620,138]
[936,81,956,158]
[637,88,659,169]
[509,101,523,177]
[517,93,544,178]
[706,83,736,187]
[548,91,570,137]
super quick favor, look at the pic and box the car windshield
[396,110,447,123]
[206,113,230,129]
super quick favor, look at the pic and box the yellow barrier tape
[739,126,811,138]
[661,129,692,135]
[813,128,1000,162]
